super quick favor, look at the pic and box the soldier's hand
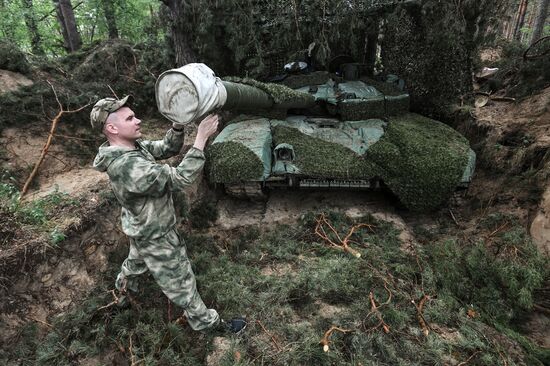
[194,114,219,151]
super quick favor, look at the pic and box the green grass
[0,177,78,245]
[3,211,547,365]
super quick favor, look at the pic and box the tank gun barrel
[155,63,314,126]
[221,81,273,110]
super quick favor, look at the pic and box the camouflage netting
[0,39,172,132]
[223,76,314,108]
[0,41,30,75]
[206,141,264,183]
[72,41,138,83]
[359,77,404,97]
[368,113,471,211]
[338,97,386,120]
[275,72,410,120]
[382,2,473,118]
[280,71,333,89]
[272,124,379,179]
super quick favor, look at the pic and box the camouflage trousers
[115,229,220,331]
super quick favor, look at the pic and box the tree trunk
[364,20,379,77]
[513,0,529,41]
[101,0,119,39]
[21,0,44,55]
[54,0,82,52]
[531,0,549,43]
[160,0,197,66]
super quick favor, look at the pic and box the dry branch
[457,350,482,366]
[20,81,90,198]
[314,213,374,258]
[363,283,392,334]
[368,291,391,334]
[26,316,53,328]
[319,325,352,352]
[412,294,431,336]
[98,290,121,311]
[256,320,282,352]
[486,222,510,239]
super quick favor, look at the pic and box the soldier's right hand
[194,114,219,151]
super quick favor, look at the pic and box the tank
[156,64,475,211]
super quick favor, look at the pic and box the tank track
[224,183,267,201]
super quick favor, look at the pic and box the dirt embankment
[461,86,550,255]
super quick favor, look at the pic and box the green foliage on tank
[224,76,314,107]
[272,125,379,179]
[368,114,471,211]
[206,141,264,183]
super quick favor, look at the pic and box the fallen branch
[523,35,550,60]
[20,81,90,198]
[98,290,121,311]
[319,325,352,352]
[129,333,140,366]
[457,350,482,366]
[27,316,53,328]
[256,320,282,352]
[491,96,516,102]
[369,291,390,333]
[486,222,510,239]
[533,304,550,316]
[449,209,460,227]
[364,284,392,334]
[412,294,431,336]
[314,213,374,258]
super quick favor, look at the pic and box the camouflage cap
[90,95,132,130]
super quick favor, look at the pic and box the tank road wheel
[224,183,267,201]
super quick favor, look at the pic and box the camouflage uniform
[93,128,219,331]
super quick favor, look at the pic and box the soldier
[91,96,246,333]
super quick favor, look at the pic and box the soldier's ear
[104,122,118,135]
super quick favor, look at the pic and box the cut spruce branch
[314,213,374,257]
[364,285,392,334]
[20,81,90,198]
[319,326,352,352]
[412,294,431,336]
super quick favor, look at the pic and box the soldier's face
[106,107,142,141]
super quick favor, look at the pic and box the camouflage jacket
[93,129,204,239]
